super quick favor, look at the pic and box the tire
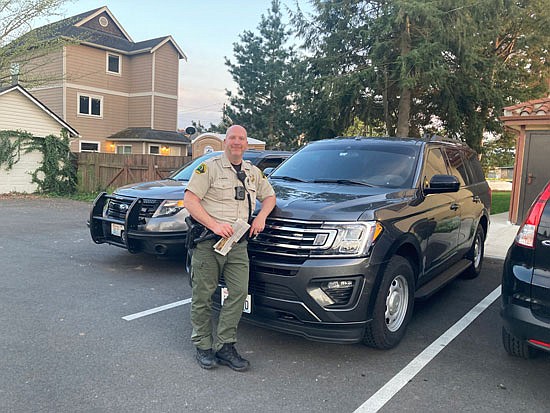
[363,256,415,349]
[462,224,485,279]
[502,327,534,359]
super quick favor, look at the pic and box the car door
[417,147,461,276]
[443,146,477,254]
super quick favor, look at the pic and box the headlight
[152,199,185,218]
[311,221,383,256]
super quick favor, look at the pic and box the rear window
[463,150,485,184]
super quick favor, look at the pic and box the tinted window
[443,147,468,186]
[256,157,287,171]
[271,143,419,188]
[464,151,485,183]
[422,148,448,188]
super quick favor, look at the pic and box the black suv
[501,180,550,358]
[89,150,292,256]
[214,136,490,349]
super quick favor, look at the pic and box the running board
[415,259,472,300]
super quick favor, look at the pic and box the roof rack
[422,134,464,144]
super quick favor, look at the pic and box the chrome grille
[249,217,336,259]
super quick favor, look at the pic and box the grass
[491,191,511,215]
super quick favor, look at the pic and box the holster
[185,216,219,250]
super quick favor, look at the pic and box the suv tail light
[515,182,550,248]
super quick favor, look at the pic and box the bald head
[224,125,248,164]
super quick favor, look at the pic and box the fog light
[307,286,335,306]
[326,280,353,289]
[321,279,356,305]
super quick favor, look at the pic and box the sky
[48,0,312,130]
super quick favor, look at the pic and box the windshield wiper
[270,175,309,183]
[311,178,375,187]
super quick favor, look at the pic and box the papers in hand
[213,218,250,256]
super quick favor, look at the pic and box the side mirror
[424,174,459,194]
[263,167,275,176]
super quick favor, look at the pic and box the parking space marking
[122,298,192,321]
[354,285,501,413]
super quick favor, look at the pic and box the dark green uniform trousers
[190,238,249,351]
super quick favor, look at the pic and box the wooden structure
[501,97,550,224]
[77,152,191,192]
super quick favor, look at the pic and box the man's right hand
[211,221,234,239]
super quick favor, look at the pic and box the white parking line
[354,285,501,413]
[122,298,192,321]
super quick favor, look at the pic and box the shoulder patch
[195,163,207,174]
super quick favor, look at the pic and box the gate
[77,152,191,192]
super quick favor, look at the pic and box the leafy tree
[481,132,516,173]
[0,0,69,86]
[292,0,549,150]
[224,0,298,149]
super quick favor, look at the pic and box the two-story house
[17,6,190,155]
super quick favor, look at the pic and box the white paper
[213,218,251,256]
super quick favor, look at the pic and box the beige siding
[129,54,153,93]
[154,44,179,95]
[31,87,63,118]
[0,89,66,136]
[65,88,129,147]
[65,44,130,92]
[0,149,42,193]
[153,96,177,131]
[20,49,64,87]
[0,89,68,194]
[129,96,152,127]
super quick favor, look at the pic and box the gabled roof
[108,128,191,145]
[27,6,186,59]
[0,84,79,136]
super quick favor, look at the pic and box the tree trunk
[396,13,411,137]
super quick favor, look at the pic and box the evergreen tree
[292,0,549,149]
[224,0,298,149]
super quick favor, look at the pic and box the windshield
[270,142,420,188]
[170,152,220,181]
[169,151,267,181]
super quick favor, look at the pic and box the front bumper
[89,192,187,255]
[213,255,382,344]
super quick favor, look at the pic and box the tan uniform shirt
[186,153,275,224]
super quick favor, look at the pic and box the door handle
[450,203,460,211]
[542,240,550,247]
[528,173,535,185]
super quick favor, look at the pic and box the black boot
[215,343,250,372]
[196,348,218,370]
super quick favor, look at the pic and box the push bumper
[89,192,187,255]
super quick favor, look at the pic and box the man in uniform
[184,125,276,371]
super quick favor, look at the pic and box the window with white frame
[116,145,132,154]
[149,145,160,155]
[80,141,100,152]
[78,93,102,117]
[106,53,121,75]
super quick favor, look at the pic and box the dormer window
[107,53,121,75]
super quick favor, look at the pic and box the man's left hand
[249,216,266,237]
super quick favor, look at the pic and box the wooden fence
[76,152,191,193]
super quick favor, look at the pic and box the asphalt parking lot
[1,197,549,413]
